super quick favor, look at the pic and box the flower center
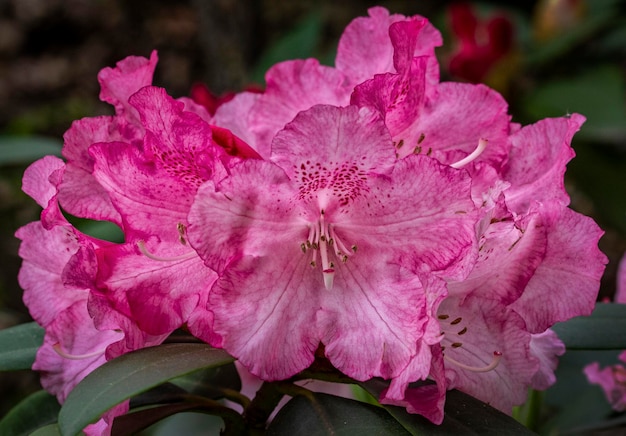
[437,313,502,373]
[301,209,356,290]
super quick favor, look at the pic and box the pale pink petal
[344,154,477,280]
[502,114,583,214]
[34,301,123,402]
[319,263,432,381]
[393,82,511,167]
[529,329,565,390]
[447,210,548,304]
[84,403,130,436]
[510,207,607,333]
[250,59,352,156]
[22,156,65,210]
[206,254,320,380]
[17,222,83,327]
[188,159,299,274]
[439,296,536,413]
[270,105,395,179]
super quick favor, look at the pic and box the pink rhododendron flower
[583,254,626,412]
[16,5,607,431]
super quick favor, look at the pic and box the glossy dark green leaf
[0,390,60,436]
[58,343,233,436]
[362,379,534,435]
[112,402,218,436]
[0,135,62,165]
[552,303,626,350]
[0,322,45,371]
[29,424,61,436]
[171,361,242,398]
[266,392,410,436]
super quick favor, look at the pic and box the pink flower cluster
[584,255,626,412]
[16,6,607,432]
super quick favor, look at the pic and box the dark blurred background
[1,0,625,432]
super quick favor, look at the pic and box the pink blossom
[583,254,626,412]
[15,5,608,429]
[584,351,626,412]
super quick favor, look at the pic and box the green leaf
[0,390,60,436]
[0,135,62,166]
[58,343,233,436]
[551,303,626,350]
[0,322,45,371]
[362,380,535,435]
[29,424,61,436]
[111,403,220,436]
[266,392,410,435]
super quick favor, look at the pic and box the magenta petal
[336,7,441,85]
[95,243,213,336]
[98,50,158,121]
[510,207,607,332]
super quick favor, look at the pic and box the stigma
[301,209,356,290]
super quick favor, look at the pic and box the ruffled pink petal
[393,82,511,167]
[22,156,65,210]
[529,329,565,390]
[188,159,299,273]
[584,351,626,412]
[250,59,352,156]
[97,50,158,123]
[381,345,448,425]
[439,296,536,413]
[319,263,432,381]
[502,114,583,214]
[34,301,123,402]
[17,222,83,327]
[345,154,477,281]
[510,207,607,332]
[205,254,320,380]
[447,210,548,304]
[351,56,428,135]
[336,7,441,85]
[94,243,213,336]
[270,105,395,179]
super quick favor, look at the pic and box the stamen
[53,343,107,360]
[444,351,503,373]
[137,241,196,262]
[450,138,488,169]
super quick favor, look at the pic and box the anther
[450,138,488,169]
[444,351,503,373]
